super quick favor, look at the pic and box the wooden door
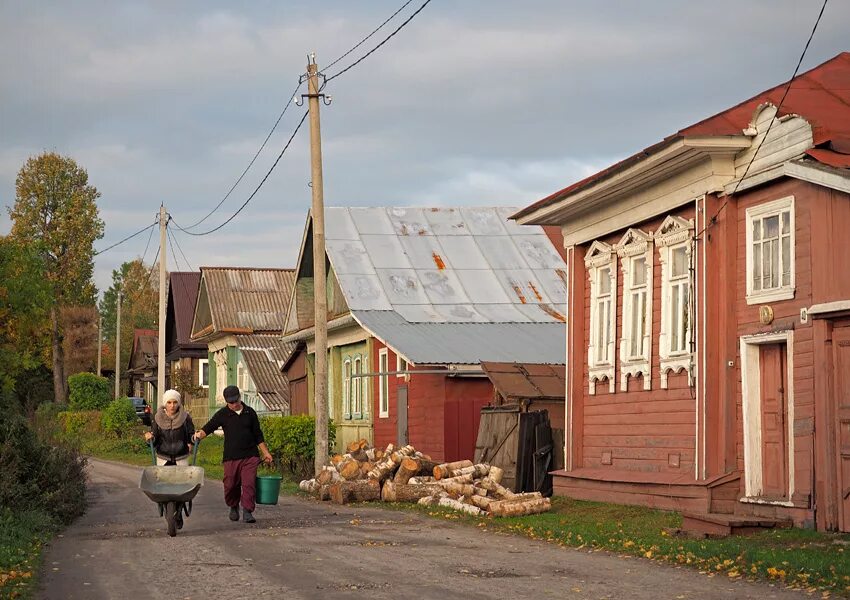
[760,344,788,499]
[397,385,408,446]
[833,327,850,531]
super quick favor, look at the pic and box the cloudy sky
[1,1,847,294]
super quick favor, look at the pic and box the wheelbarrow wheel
[165,501,178,537]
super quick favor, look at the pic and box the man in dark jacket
[193,385,273,523]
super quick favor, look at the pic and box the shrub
[0,414,86,525]
[32,402,68,444]
[58,410,101,440]
[260,415,336,478]
[101,397,137,437]
[68,372,111,410]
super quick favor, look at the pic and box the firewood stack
[298,440,551,517]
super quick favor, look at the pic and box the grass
[379,496,850,596]
[0,509,57,599]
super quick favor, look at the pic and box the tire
[165,501,177,537]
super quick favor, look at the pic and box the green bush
[32,402,68,443]
[68,372,111,410]
[0,414,86,525]
[260,415,336,478]
[101,397,137,437]
[58,410,101,440]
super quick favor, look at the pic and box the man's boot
[243,509,256,523]
[229,506,239,521]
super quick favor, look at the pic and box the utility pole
[97,314,102,376]
[115,291,122,399]
[157,205,167,406]
[307,53,329,472]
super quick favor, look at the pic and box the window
[746,196,795,304]
[585,241,616,394]
[198,359,209,388]
[616,229,653,391]
[342,359,351,419]
[352,357,362,418]
[361,355,369,417]
[396,354,409,380]
[656,215,694,389]
[379,349,389,418]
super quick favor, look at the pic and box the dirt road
[37,459,805,599]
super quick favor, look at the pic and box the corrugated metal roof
[201,267,295,334]
[324,207,566,324]
[169,272,203,348]
[234,334,293,412]
[352,310,565,365]
[480,361,566,401]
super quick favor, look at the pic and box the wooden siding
[284,348,310,416]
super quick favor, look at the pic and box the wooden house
[281,206,567,462]
[126,328,157,404]
[164,271,208,413]
[513,52,850,531]
[189,267,295,416]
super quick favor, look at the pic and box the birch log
[393,457,420,484]
[488,466,504,484]
[438,496,482,515]
[433,460,473,480]
[478,477,515,499]
[329,479,381,505]
[338,457,363,481]
[489,497,551,517]
[381,481,443,502]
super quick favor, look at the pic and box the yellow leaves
[644,550,653,558]
[766,566,787,579]
[623,540,635,548]
[727,569,741,579]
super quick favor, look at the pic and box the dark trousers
[223,456,260,512]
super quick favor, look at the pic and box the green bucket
[255,474,282,505]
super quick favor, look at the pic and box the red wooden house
[513,52,850,531]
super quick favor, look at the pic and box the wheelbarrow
[139,440,204,537]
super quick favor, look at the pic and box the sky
[1,1,847,295]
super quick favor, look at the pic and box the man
[194,385,273,523]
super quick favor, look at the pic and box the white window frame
[379,348,389,418]
[342,358,352,420]
[360,354,369,417]
[745,196,795,305]
[352,356,362,419]
[396,354,409,380]
[656,215,694,389]
[616,229,653,391]
[585,240,616,394]
[198,358,209,388]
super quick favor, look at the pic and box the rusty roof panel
[200,268,295,334]
[480,361,566,401]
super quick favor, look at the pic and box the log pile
[298,439,551,517]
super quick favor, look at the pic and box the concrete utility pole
[115,291,122,399]
[97,314,102,376]
[157,205,167,406]
[307,53,329,471]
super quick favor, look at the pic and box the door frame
[739,330,795,504]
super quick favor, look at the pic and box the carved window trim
[616,229,653,391]
[655,215,695,389]
[585,240,617,395]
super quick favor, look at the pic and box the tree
[8,152,104,403]
[61,306,99,377]
[98,258,159,385]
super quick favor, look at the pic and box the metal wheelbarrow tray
[139,465,205,504]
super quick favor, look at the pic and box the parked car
[131,397,152,426]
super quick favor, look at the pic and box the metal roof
[352,310,565,365]
[196,267,295,335]
[234,334,293,412]
[480,361,566,401]
[324,207,567,324]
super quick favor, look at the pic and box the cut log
[381,481,443,502]
[437,473,474,485]
[330,454,344,467]
[318,484,331,501]
[418,495,439,507]
[393,457,421,484]
[317,466,342,486]
[329,479,381,505]
[349,448,369,463]
[365,448,377,462]
[466,495,493,511]
[346,440,362,453]
[358,438,370,450]
[360,461,374,477]
[489,497,551,517]
[373,449,384,461]
[299,478,320,493]
[488,465,504,484]
[408,476,436,485]
[390,445,415,465]
[438,496,482,515]
[478,477,515,499]
[415,458,439,476]
[438,481,477,497]
[338,457,363,481]
[433,460,473,480]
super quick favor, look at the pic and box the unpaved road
[38,459,806,600]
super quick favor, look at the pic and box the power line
[174,81,304,232]
[166,227,200,311]
[325,0,433,82]
[175,109,309,237]
[167,223,196,272]
[324,0,416,72]
[695,0,829,240]
[94,220,157,256]
[139,221,156,265]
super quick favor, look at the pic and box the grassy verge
[0,509,56,599]
[377,496,850,596]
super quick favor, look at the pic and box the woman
[144,389,195,466]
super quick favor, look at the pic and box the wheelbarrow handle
[191,436,201,466]
[148,439,156,466]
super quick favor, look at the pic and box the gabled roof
[191,267,295,341]
[128,329,157,372]
[234,334,294,412]
[513,52,850,221]
[168,271,204,349]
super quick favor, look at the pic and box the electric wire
[174,81,304,232]
[174,109,309,237]
[94,220,157,256]
[694,0,829,240]
[325,0,433,82]
[324,0,416,72]
[139,221,156,265]
[168,223,196,272]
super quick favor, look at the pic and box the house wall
[575,205,698,476]
[443,377,493,463]
[285,349,310,416]
[334,340,373,451]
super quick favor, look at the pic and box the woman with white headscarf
[143,389,196,466]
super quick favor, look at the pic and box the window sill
[588,364,614,395]
[659,354,693,389]
[746,287,795,305]
[379,412,389,419]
